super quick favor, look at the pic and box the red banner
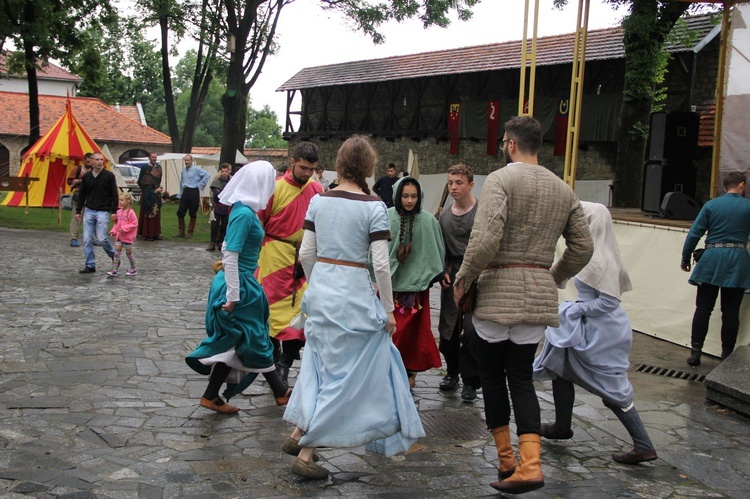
[554,98,569,156]
[487,100,501,156]
[448,103,460,155]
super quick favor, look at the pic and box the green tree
[246,104,285,148]
[218,0,480,166]
[0,0,116,144]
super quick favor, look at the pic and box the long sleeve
[371,238,394,312]
[550,200,594,285]
[222,250,240,303]
[299,229,317,279]
[682,206,708,264]
[198,168,211,191]
[178,170,185,198]
[568,292,620,319]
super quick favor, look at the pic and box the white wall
[0,78,76,96]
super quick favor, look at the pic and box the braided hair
[335,135,376,194]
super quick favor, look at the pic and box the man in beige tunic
[454,116,593,495]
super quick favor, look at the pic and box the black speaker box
[648,112,700,163]
[660,191,701,220]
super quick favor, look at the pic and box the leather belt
[266,234,302,307]
[486,264,551,270]
[318,257,367,268]
[705,242,747,249]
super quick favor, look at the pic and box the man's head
[446,164,475,203]
[502,116,543,165]
[219,163,231,180]
[386,163,397,178]
[723,171,747,196]
[184,154,194,168]
[149,152,158,165]
[290,142,320,184]
[91,152,105,172]
[83,152,94,169]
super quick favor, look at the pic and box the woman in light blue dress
[283,136,425,480]
[533,202,657,465]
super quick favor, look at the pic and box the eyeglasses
[501,139,511,147]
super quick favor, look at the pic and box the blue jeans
[82,209,115,268]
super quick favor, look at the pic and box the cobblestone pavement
[1,227,749,498]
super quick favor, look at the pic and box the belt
[486,264,551,270]
[318,257,367,268]
[705,242,747,249]
[266,234,302,307]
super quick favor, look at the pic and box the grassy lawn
[0,193,213,243]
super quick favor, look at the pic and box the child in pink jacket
[107,192,139,277]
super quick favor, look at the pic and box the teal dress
[681,193,750,288]
[186,202,275,399]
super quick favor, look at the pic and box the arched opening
[0,144,9,176]
[118,148,151,163]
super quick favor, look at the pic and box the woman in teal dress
[186,161,291,414]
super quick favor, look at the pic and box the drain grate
[419,410,488,440]
[633,364,705,383]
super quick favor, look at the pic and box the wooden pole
[710,2,731,199]
[58,187,62,225]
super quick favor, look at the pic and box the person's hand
[222,301,236,312]
[75,214,82,221]
[681,261,691,272]
[110,231,116,238]
[156,187,163,193]
[440,273,451,289]
[110,213,117,221]
[385,312,397,336]
[453,278,466,308]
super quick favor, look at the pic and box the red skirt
[391,290,442,372]
[138,206,161,239]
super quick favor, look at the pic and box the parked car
[116,164,141,201]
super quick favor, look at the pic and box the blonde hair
[119,191,134,207]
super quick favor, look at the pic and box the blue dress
[283,191,425,457]
[681,193,750,288]
[186,202,275,399]
[533,279,634,408]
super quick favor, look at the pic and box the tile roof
[191,146,288,158]
[0,52,82,83]
[696,101,716,147]
[0,91,171,145]
[112,105,143,124]
[278,14,717,91]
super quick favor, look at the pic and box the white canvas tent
[147,151,248,197]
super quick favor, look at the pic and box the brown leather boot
[492,425,518,480]
[188,217,196,237]
[490,433,544,494]
[176,217,186,238]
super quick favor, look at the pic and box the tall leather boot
[188,217,197,238]
[490,433,544,494]
[492,425,518,480]
[687,342,702,366]
[177,217,186,238]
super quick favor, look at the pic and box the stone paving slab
[1,227,749,498]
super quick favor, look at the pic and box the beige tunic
[455,162,593,327]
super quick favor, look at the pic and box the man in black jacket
[75,152,118,273]
[372,163,399,207]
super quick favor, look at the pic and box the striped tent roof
[1,99,109,208]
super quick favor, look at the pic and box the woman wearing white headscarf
[533,202,657,465]
[186,161,292,414]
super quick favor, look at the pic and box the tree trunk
[181,69,212,152]
[23,2,40,146]
[159,15,181,152]
[613,98,652,207]
[220,57,247,166]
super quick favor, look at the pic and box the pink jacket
[111,207,138,244]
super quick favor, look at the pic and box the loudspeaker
[648,112,700,163]
[660,191,701,220]
[641,159,698,213]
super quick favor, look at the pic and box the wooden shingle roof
[278,14,717,92]
[0,92,171,145]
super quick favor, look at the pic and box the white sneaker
[125,269,138,276]
[106,270,118,277]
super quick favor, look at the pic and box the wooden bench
[0,176,40,214]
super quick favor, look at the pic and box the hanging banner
[448,103,460,155]
[554,98,570,156]
[487,100,501,156]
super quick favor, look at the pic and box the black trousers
[177,187,200,218]
[472,334,540,435]
[439,313,481,387]
[211,213,229,245]
[691,283,745,354]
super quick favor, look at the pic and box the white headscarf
[218,160,276,211]
[576,202,632,299]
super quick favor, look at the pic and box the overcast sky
[175,0,630,125]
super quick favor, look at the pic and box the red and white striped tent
[1,99,108,208]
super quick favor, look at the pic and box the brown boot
[188,217,196,238]
[490,433,544,494]
[206,242,216,251]
[492,425,518,480]
[176,217,186,238]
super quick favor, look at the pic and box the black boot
[687,349,702,367]
[276,362,290,384]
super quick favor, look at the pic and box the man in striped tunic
[257,142,323,383]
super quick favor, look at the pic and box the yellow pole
[518,0,540,116]
[710,2,731,199]
[563,0,591,189]
[519,0,530,116]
